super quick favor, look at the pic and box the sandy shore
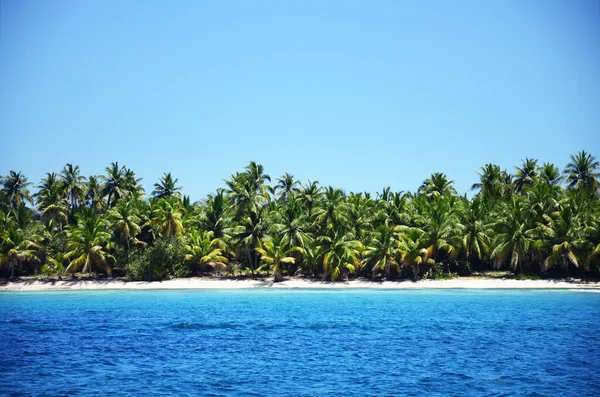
[1,277,599,291]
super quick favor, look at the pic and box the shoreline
[1,277,599,291]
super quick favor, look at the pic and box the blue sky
[1,0,599,200]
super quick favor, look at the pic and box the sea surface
[1,289,599,396]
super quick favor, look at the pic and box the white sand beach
[1,277,599,291]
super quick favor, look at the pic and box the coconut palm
[514,158,539,193]
[108,200,141,252]
[85,176,104,211]
[297,180,321,218]
[563,150,600,193]
[314,187,348,234]
[1,171,32,208]
[347,193,374,240]
[184,230,228,274]
[255,235,299,282]
[454,196,491,264]
[34,173,69,231]
[418,172,457,198]
[363,224,399,279]
[274,173,300,202]
[396,226,434,280]
[535,203,584,275]
[151,197,184,239]
[471,164,512,198]
[101,162,127,208]
[199,191,230,239]
[0,227,40,278]
[152,172,183,199]
[60,163,87,210]
[490,197,539,273]
[65,212,114,276]
[539,162,562,186]
[316,231,361,281]
[231,206,271,273]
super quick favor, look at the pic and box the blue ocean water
[1,289,599,396]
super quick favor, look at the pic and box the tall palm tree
[152,172,183,199]
[199,191,231,239]
[255,235,299,282]
[418,172,457,198]
[471,164,512,198]
[314,187,348,234]
[85,176,104,211]
[535,203,584,275]
[563,151,600,193]
[0,227,40,278]
[151,197,184,239]
[454,196,491,264]
[539,162,562,186]
[108,200,141,252]
[491,197,539,273]
[297,180,321,218]
[101,162,127,208]
[60,163,87,210]
[1,171,32,208]
[274,173,300,202]
[316,231,361,281]
[65,212,114,276]
[363,224,399,279]
[396,226,434,280]
[34,172,69,231]
[514,158,539,193]
[231,206,271,273]
[184,230,228,274]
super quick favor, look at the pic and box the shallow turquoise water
[1,289,599,396]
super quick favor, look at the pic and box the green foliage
[2,153,600,282]
[126,238,187,281]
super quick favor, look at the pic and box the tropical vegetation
[1,152,599,281]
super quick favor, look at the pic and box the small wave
[169,322,244,330]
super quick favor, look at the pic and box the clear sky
[1,0,599,200]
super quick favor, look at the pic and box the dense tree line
[1,152,599,281]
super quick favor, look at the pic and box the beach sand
[1,277,599,291]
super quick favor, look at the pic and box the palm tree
[0,227,40,278]
[199,191,230,240]
[396,226,434,280]
[471,164,512,198]
[563,151,600,193]
[454,197,491,264]
[363,224,399,279]
[65,212,114,276]
[297,180,321,218]
[184,230,228,274]
[152,172,183,199]
[101,162,127,208]
[514,158,539,193]
[231,206,271,273]
[34,172,69,231]
[86,176,104,211]
[108,200,141,252]
[418,172,457,198]
[1,171,32,208]
[314,187,348,234]
[535,203,584,276]
[151,197,184,238]
[60,163,87,210]
[316,231,361,281]
[274,173,299,202]
[278,196,311,249]
[539,162,562,186]
[255,235,299,282]
[347,193,374,240]
[490,197,539,273]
